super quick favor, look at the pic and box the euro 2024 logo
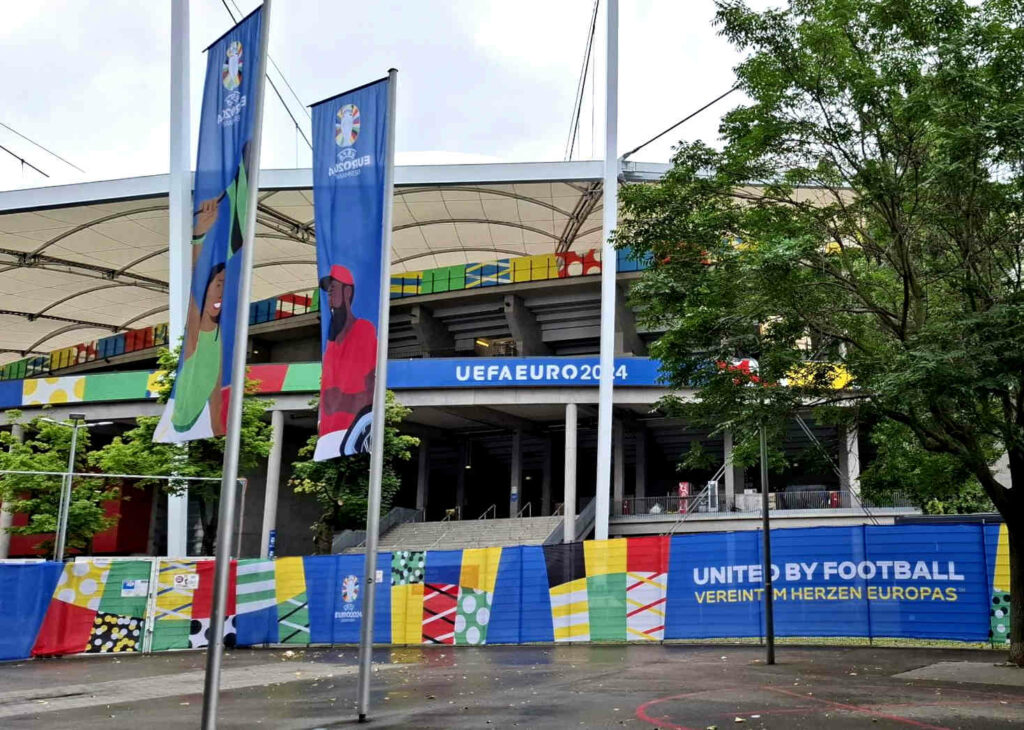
[222,41,243,91]
[341,574,360,605]
[328,103,372,177]
[218,41,247,126]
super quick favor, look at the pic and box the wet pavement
[1,643,1022,728]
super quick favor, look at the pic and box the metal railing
[441,505,462,522]
[616,493,721,519]
[348,506,425,550]
[516,501,533,518]
[615,489,916,519]
[478,504,497,520]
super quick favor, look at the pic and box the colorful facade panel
[1,525,1008,661]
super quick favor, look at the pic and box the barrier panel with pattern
[0,523,1011,661]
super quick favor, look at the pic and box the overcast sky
[0,0,748,190]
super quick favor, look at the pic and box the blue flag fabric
[310,79,390,461]
[156,7,265,443]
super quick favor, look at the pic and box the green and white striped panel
[236,559,276,614]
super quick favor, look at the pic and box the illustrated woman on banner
[170,198,227,436]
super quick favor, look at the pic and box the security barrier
[0,523,1011,661]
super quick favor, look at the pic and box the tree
[0,411,117,554]
[617,0,1024,662]
[91,348,273,555]
[290,391,418,554]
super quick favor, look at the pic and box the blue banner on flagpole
[310,79,389,460]
[155,7,265,443]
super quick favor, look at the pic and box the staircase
[344,515,564,553]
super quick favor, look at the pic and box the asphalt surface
[1,644,1023,729]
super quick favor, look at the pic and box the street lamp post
[52,413,84,562]
[43,414,112,562]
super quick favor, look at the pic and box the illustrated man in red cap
[318,264,376,448]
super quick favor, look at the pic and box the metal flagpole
[53,418,81,562]
[167,0,192,558]
[759,424,776,664]
[356,67,398,724]
[200,2,272,727]
[594,0,618,540]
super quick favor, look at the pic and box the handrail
[441,505,462,523]
[478,504,496,520]
[516,501,532,518]
[552,502,564,516]
[664,483,713,536]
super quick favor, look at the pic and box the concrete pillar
[563,403,577,542]
[613,420,625,513]
[0,423,24,559]
[634,430,646,500]
[415,438,430,513]
[259,410,284,559]
[723,430,742,511]
[510,430,522,517]
[456,441,468,515]
[839,424,861,497]
[541,435,552,516]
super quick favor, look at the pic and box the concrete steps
[344,515,563,553]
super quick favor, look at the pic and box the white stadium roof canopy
[0,160,667,361]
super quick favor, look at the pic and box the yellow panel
[995,525,1010,592]
[460,547,502,593]
[53,558,111,611]
[390,583,425,644]
[584,538,627,576]
[275,557,307,604]
[553,622,590,640]
[530,254,558,281]
[155,559,198,623]
[549,576,588,597]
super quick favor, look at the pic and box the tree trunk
[1008,519,1024,666]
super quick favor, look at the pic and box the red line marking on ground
[711,698,1021,719]
[764,686,951,729]
[634,691,708,730]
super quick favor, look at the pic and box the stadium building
[0,160,917,559]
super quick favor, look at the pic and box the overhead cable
[621,86,739,160]
[0,143,48,178]
[227,0,310,120]
[565,0,600,161]
[219,0,312,150]
[0,120,84,173]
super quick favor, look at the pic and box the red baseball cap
[319,264,354,289]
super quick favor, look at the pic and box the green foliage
[0,410,117,554]
[618,0,1024,518]
[860,420,994,515]
[90,347,273,554]
[290,391,418,554]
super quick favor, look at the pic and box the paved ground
[1,644,1023,729]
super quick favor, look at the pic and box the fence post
[141,557,160,654]
[980,522,994,649]
[861,525,873,646]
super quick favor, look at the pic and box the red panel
[90,485,153,555]
[32,600,95,656]
[626,536,670,573]
[247,364,288,393]
[422,583,457,644]
[192,560,237,620]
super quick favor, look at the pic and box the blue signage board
[386,357,665,389]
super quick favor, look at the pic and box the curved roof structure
[0,161,666,362]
